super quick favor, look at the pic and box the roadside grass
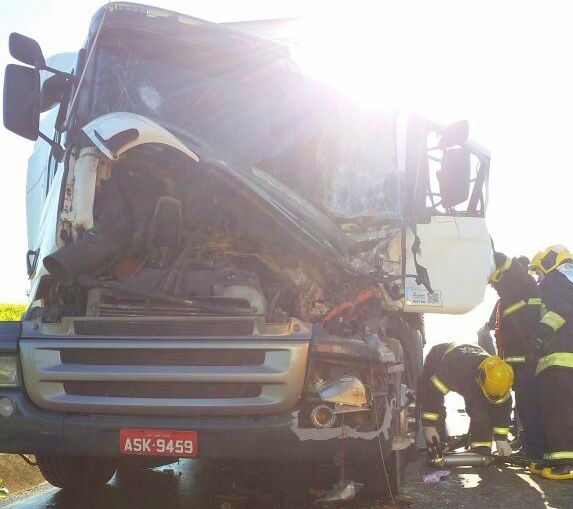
[0,304,43,498]
[0,304,26,321]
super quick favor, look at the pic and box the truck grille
[60,348,266,366]
[19,318,310,416]
[73,319,254,337]
[63,381,262,399]
[92,293,227,318]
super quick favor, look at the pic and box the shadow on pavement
[5,455,573,509]
[4,460,322,509]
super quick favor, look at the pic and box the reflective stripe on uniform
[504,356,526,363]
[422,412,440,421]
[470,442,492,449]
[493,426,509,436]
[536,352,573,375]
[431,375,450,394]
[441,342,458,360]
[503,301,526,316]
[540,311,566,332]
[544,451,573,461]
[503,297,542,318]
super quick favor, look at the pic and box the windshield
[88,28,399,219]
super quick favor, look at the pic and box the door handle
[26,249,40,278]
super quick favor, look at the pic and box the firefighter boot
[540,465,573,480]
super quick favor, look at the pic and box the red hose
[322,288,376,325]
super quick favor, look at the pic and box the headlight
[0,357,20,387]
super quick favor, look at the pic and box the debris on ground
[422,470,451,484]
[316,480,363,504]
[0,479,9,498]
[395,493,413,506]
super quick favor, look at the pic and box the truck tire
[399,321,425,455]
[358,450,403,501]
[36,454,116,490]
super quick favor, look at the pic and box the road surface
[2,400,571,508]
[2,455,572,509]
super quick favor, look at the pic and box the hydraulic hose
[429,453,494,467]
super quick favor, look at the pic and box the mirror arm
[38,132,64,162]
[41,65,75,81]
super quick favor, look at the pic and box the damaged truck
[1,2,494,501]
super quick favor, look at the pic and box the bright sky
[0,1,571,345]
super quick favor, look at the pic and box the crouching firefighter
[529,245,573,480]
[419,343,514,457]
[488,252,544,459]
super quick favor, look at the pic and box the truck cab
[1,2,493,499]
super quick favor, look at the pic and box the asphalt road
[2,455,573,509]
[2,399,572,509]
[402,456,573,509]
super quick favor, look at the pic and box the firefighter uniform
[420,343,513,454]
[489,254,544,458]
[530,249,573,477]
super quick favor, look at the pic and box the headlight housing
[0,357,20,387]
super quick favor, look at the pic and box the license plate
[119,428,198,457]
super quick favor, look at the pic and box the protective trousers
[514,364,544,459]
[539,368,573,464]
[465,394,497,453]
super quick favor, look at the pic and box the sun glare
[291,6,422,111]
[291,3,483,122]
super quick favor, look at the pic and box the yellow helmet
[477,356,514,401]
[530,245,573,275]
[489,254,512,284]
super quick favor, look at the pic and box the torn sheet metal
[316,480,363,505]
[317,376,367,408]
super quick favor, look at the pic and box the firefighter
[419,342,514,456]
[529,245,573,479]
[488,252,544,459]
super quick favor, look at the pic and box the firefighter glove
[496,439,512,457]
[532,337,550,355]
[423,426,440,446]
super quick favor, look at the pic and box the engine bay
[26,136,417,452]
[38,143,388,333]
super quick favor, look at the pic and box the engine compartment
[23,139,418,452]
[37,143,377,330]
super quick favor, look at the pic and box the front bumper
[0,391,386,461]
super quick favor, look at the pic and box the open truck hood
[82,113,355,270]
[82,112,199,161]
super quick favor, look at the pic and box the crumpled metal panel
[317,376,367,407]
[317,480,363,504]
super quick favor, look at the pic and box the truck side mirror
[436,147,471,208]
[3,64,41,141]
[9,33,45,68]
[40,73,68,112]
